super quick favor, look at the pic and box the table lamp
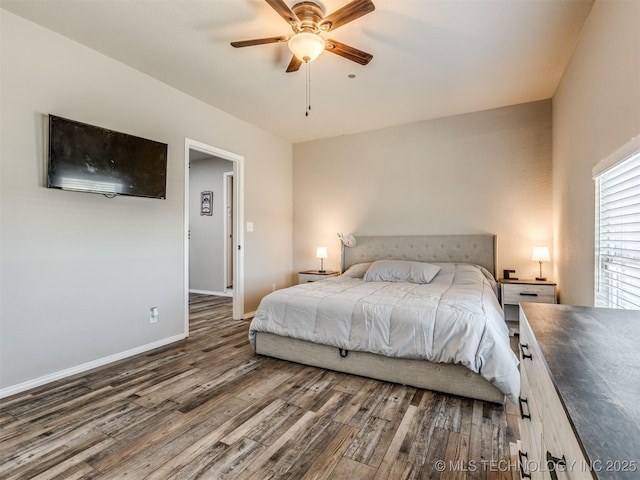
[532,246,550,281]
[316,247,328,273]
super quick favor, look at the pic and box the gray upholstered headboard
[342,234,497,277]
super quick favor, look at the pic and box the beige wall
[552,0,640,306]
[0,11,292,393]
[293,101,553,280]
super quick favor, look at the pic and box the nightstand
[298,270,339,284]
[499,278,557,335]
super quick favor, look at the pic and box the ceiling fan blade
[286,55,302,73]
[325,39,372,65]
[230,36,288,48]
[265,0,300,26]
[319,0,375,32]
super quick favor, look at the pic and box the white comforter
[249,263,520,402]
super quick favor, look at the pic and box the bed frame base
[256,332,505,404]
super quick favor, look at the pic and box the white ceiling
[1,0,594,143]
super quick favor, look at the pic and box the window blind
[595,150,640,308]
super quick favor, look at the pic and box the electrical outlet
[150,306,159,324]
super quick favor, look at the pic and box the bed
[249,234,520,404]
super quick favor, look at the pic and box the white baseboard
[0,333,186,399]
[189,289,233,298]
[243,310,256,320]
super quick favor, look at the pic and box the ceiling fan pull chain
[305,61,311,117]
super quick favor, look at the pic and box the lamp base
[536,277,547,281]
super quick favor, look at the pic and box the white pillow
[364,260,441,284]
[342,262,373,278]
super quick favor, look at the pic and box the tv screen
[47,115,168,199]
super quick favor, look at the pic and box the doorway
[184,139,244,331]
[189,153,233,295]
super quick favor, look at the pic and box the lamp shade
[288,32,325,63]
[316,247,328,259]
[531,246,550,262]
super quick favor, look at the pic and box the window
[594,137,640,308]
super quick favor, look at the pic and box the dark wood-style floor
[0,294,520,479]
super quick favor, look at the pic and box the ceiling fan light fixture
[288,32,325,63]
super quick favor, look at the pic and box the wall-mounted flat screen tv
[47,115,168,199]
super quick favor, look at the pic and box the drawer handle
[518,450,532,479]
[546,451,567,480]
[518,397,531,420]
[519,292,538,297]
[520,343,533,360]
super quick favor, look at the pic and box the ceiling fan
[231,0,375,73]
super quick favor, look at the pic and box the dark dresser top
[521,303,640,479]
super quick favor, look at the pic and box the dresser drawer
[519,317,550,393]
[519,365,545,479]
[542,397,591,480]
[503,283,556,305]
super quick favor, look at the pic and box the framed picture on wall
[201,191,213,216]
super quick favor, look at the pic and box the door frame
[184,138,244,330]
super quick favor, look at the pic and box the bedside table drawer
[299,273,321,283]
[503,284,556,305]
[298,271,339,284]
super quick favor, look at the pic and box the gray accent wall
[293,100,553,280]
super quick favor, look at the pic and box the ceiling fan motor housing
[291,2,325,33]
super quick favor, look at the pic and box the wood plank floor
[0,294,520,479]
